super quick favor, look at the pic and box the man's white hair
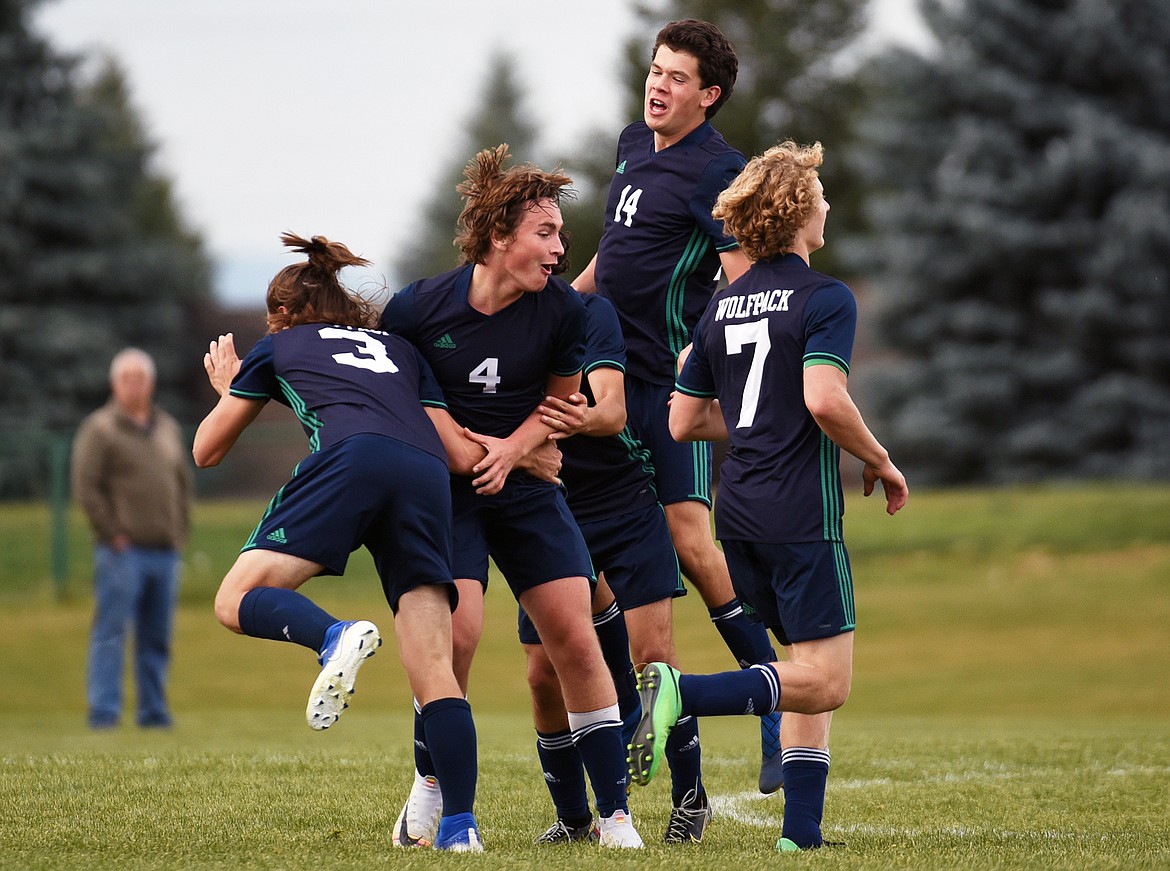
[109,347,156,382]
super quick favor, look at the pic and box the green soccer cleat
[627,662,682,786]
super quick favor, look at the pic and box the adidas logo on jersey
[433,333,456,349]
[266,528,287,544]
[615,160,627,175]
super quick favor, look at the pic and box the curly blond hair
[712,141,824,262]
[454,144,574,265]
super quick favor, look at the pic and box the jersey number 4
[469,357,501,394]
[319,327,400,374]
[724,319,770,429]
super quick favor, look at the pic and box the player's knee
[525,648,559,694]
[213,586,243,633]
[819,670,852,712]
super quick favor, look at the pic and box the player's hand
[538,393,588,440]
[203,333,241,397]
[516,440,563,485]
[863,460,908,516]
[464,428,524,496]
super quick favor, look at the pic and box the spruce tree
[854,0,1170,483]
[1,0,212,495]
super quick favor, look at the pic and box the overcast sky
[32,0,927,306]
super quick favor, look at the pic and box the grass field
[1,484,1168,868]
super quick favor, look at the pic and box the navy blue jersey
[676,253,858,544]
[230,323,446,461]
[558,293,658,525]
[594,121,746,385]
[380,264,586,438]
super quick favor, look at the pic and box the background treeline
[3,0,1169,496]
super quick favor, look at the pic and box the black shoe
[535,818,599,844]
[664,787,712,843]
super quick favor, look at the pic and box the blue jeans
[87,545,181,728]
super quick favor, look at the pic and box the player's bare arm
[192,393,265,468]
[803,364,908,515]
[465,371,582,494]
[718,247,752,284]
[424,407,488,476]
[570,253,598,294]
[540,366,626,439]
[668,390,729,443]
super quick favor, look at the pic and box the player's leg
[394,584,481,852]
[629,633,850,782]
[775,697,834,850]
[398,480,488,832]
[521,578,643,848]
[215,549,382,730]
[590,575,639,738]
[624,597,712,843]
[523,636,598,844]
[631,375,782,788]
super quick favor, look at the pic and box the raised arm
[192,332,265,468]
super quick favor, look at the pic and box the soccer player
[629,141,909,851]
[381,146,644,849]
[192,233,485,852]
[523,286,711,844]
[571,17,783,792]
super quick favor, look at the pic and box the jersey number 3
[319,327,400,374]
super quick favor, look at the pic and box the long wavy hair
[453,144,574,266]
[264,233,379,333]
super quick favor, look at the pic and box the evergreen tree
[390,53,538,286]
[1,0,212,495]
[561,0,871,278]
[853,0,1170,483]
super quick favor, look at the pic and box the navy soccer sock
[708,598,776,667]
[421,697,477,817]
[592,602,639,721]
[678,663,779,718]
[568,705,628,818]
[665,714,704,805]
[780,747,830,848]
[536,730,591,823]
[412,703,438,778]
[237,587,336,652]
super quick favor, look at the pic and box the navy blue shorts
[244,434,456,613]
[721,539,855,645]
[450,473,594,598]
[517,502,683,644]
[625,375,712,507]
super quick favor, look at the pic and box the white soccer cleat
[597,808,644,848]
[392,772,443,848]
[306,620,381,730]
